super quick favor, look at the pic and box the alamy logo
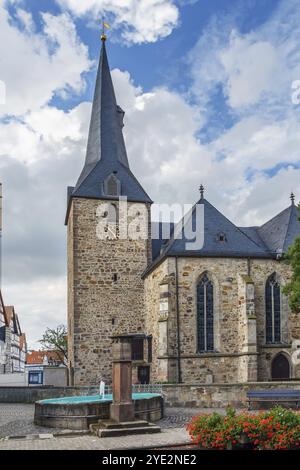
[291,80,300,105]
[95,198,205,251]
[0,80,6,105]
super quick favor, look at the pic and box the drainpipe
[175,256,182,383]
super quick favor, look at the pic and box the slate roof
[258,203,300,255]
[144,197,300,276]
[151,222,175,260]
[66,39,151,223]
[238,226,270,252]
[161,198,271,258]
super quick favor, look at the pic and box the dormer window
[104,174,121,196]
[217,232,227,242]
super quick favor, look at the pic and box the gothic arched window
[104,174,120,196]
[197,273,214,352]
[266,273,281,344]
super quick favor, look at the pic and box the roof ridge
[121,164,152,203]
[159,198,269,259]
[239,226,272,253]
[260,204,291,229]
[159,203,195,257]
[283,204,298,252]
[202,199,268,252]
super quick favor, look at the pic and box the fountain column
[110,334,135,422]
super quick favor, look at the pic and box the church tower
[66,37,152,386]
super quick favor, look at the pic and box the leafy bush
[186,406,300,450]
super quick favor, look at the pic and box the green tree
[283,203,300,312]
[39,324,68,365]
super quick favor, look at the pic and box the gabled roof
[160,197,271,259]
[66,39,151,224]
[5,306,14,325]
[258,202,300,255]
[19,333,26,351]
[144,195,300,277]
[5,306,22,335]
[26,350,63,365]
[238,226,271,252]
[151,222,175,260]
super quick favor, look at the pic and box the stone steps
[95,420,149,429]
[90,420,161,438]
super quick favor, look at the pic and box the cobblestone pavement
[0,404,63,438]
[0,403,225,439]
[0,403,229,449]
[0,428,191,450]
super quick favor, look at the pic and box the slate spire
[71,38,151,204]
[258,194,300,255]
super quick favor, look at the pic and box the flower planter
[187,406,300,451]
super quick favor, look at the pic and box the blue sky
[6,0,284,115]
[0,0,300,346]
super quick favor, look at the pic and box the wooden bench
[247,390,300,410]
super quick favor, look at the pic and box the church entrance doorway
[271,353,290,380]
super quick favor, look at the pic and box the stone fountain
[34,334,163,432]
[90,334,161,437]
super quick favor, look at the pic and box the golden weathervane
[101,20,110,41]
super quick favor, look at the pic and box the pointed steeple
[84,39,128,172]
[258,195,300,254]
[71,39,151,204]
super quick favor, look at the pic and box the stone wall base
[162,381,300,408]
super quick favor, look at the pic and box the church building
[66,37,300,386]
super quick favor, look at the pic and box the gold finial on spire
[101,19,110,42]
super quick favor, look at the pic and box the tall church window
[197,273,214,352]
[266,273,281,344]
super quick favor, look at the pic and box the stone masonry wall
[162,381,300,408]
[68,197,151,386]
[145,256,300,384]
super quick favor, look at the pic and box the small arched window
[104,174,121,196]
[216,232,227,242]
[197,273,214,352]
[266,273,281,344]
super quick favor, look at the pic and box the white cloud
[0,5,92,117]
[4,277,67,349]
[189,0,300,115]
[55,0,179,43]
[219,31,281,108]
[186,0,300,225]
[15,8,35,33]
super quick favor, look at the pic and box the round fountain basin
[34,393,164,430]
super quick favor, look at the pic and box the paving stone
[0,403,226,449]
[0,428,190,450]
